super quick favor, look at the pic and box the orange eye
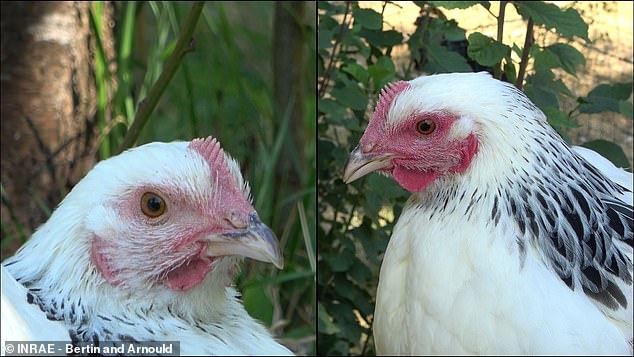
[416,119,436,135]
[141,192,167,218]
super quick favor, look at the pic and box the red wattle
[165,257,212,291]
[393,166,440,192]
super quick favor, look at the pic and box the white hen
[2,136,293,356]
[343,72,633,355]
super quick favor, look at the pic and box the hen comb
[375,80,410,120]
[188,136,231,179]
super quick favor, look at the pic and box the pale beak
[204,212,284,269]
[342,145,394,183]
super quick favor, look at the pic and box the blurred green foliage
[2,2,316,353]
[317,1,632,355]
[94,1,316,354]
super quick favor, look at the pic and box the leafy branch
[116,1,205,154]
[318,2,351,98]
[319,1,631,354]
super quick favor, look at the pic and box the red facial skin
[91,138,254,292]
[358,82,479,192]
[91,184,238,291]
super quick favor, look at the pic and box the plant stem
[494,1,507,79]
[516,16,534,90]
[116,1,205,154]
[318,1,351,98]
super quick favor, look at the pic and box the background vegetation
[317,1,632,355]
[1,2,315,354]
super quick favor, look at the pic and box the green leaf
[364,175,405,220]
[619,100,633,119]
[347,258,372,284]
[524,70,574,109]
[318,303,341,335]
[242,270,315,288]
[319,14,340,31]
[503,59,517,84]
[524,84,557,109]
[366,174,405,200]
[588,82,633,99]
[356,218,390,262]
[532,44,585,76]
[532,47,561,71]
[424,43,473,73]
[428,1,483,9]
[467,32,511,66]
[543,107,579,128]
[318,98,346,118]
[318,1,346,13]
[334,275,374,316]
[512,43,523,58]
[243,285,273,325]
[328,340,350,356]
[342,31,371,58]
[328,296,364,342]
[318,28,335,50]
[536,69,574,96]
[342,62,369,84]
[546,43,585,76]
[440,19,467,42]
[368,56,396,90]
[554,126,572,144]
[579,82,633,114]
[318,139,336,165]
[514,2,589,41]
[353,7,382,30]
[317,1,334,10]
[331,84,368,111]
[326,246,355,272]
[359,28,403,48]
[581,139,631,169]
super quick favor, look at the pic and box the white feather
[375,195,630,354]
[573,145,633,199]
[2,139,292,356]
[1,265,68,349]
[370,72,633,355]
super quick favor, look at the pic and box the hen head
[343,72,538,192]
[66,136,283,293]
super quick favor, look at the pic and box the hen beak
[343,145,394,183]
[204,212,284,269]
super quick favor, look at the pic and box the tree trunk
[1,2,115,257]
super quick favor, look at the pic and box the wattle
[165,242,214,291]
[393,166,440,192]
[165,257,213,291]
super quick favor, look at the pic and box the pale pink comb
[188,136,253,215]
[375,80,410,120]
[188,136,231,179]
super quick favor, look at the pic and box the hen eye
[416,119,436,135]
[141,192,166,218]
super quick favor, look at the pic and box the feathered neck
[408,104,632,312]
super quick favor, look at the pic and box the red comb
[375,80,410,119]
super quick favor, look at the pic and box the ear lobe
[91,236,123,286]
[452,133,479,173]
